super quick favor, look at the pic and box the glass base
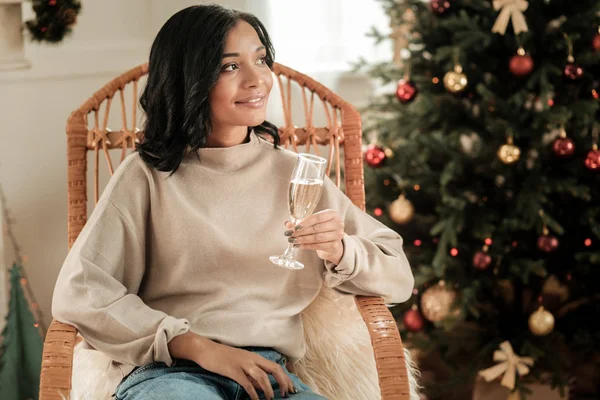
[269,255,305,270]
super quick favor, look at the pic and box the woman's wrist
[168,331,215,363]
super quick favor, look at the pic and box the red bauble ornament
[430,0,451,15]
[592,33,600,51]
[403,308,425,332]
[473,251,492,270]
[509,53,534,77]
[584,148,600,170]
[364,144,386,168]
[564,63,584,80]
[552,137,575,157]
[396,79,417,103]
[538,235,559,252]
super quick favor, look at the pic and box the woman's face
[209,21,273,131]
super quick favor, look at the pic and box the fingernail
[295,224,303,231]
[293,244,300,248]
[288,237,297,243]
[284,230,294,236]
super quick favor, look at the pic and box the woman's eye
[222,63,238,72]
[257,56,267,65]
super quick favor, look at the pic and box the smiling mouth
[235,96,266,108]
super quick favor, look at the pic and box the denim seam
[115,361,162,397]
[233,381,243,400]
[128,361,161,379]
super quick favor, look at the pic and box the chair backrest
[65,62,364,248]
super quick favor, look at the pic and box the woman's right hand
[194,340,295,400]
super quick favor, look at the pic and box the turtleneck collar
[187,130,264,173]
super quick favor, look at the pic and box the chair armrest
[39,319,78,400]
[355,296,410,400]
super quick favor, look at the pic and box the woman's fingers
[290,230,343,245]
[293,210,339,232]
[232,369,260,400]
[245,365,275,400]
[293,219,340,237]
[195,344,294,399]
[257,358,292,398]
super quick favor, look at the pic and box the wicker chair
[39,62,411,400]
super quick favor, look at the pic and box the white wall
[0,0,389,329]
[0,0,155,331]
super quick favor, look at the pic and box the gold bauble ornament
[443,64,468,93]
[497,137,521,164]
[389,195,414,224]
[528,306,555,336]
[420,281,458,322]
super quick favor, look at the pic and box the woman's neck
[205,126,250,148]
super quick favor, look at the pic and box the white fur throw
[69,286,419,399]
[291,287,420,400]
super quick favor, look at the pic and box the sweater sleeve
[51,159,189,367]
[319,176,414,304]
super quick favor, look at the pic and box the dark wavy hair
[137,4,280,173]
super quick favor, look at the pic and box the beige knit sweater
[52,130,414,381]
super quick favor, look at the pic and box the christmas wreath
[25,0,82,43]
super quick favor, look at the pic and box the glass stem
[282,218,298,260]
[282,242,298,260]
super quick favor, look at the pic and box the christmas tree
[357,0,600,398]
[0,265,44,400]
[0,184,46,399]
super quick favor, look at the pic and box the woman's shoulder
[100,152,155,203]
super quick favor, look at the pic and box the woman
[52,4,414,400]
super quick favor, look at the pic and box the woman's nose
[242,67,264,88]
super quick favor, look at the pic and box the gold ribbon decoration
[492,0,529,35]
[389,9,416,67]
[478,341,534,390]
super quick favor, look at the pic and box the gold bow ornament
[389,9,416,67]
[478,341,535,390]
[492,0,529,36]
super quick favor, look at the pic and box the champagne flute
[270,153,327,270]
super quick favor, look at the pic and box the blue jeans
[114,347,329,400]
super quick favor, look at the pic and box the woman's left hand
[285,209,345,265]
